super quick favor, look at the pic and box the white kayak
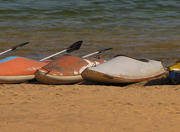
[82,56,166,84]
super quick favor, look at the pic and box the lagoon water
[0,0,180,64]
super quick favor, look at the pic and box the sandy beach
[0,78,180,132]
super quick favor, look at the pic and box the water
[0,0,180,65]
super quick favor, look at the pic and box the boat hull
[0,56,46,83]
[82,56,166,84]
[82,68,166,84]
[0,75,35,84]
[35,55,105,84]
[35,70,82,84]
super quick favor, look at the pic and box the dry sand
[0,80,180,132]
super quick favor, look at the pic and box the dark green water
[0,0,180,64]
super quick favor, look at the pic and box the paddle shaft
[0,49,12,56]
[40,49,66,61]
[82,48,112,59]
[0,42,29,56]
[82,51,99,58]
[40,49,101,61]
[39,40,82,61]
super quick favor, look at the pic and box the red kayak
[35,55,105,84]
[0,56,47,83]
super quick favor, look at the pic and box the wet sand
[0,80,180,132]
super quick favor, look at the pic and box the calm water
[0,0,180,64]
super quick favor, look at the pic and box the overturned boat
[0,56,46,83]
[35,55,105,84]
[82,55,166,84]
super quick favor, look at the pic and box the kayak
[0,56,47,83]
[35,55,105,84]
[0,41,83,84]
[169,62,180,84]
[82,55,166,84]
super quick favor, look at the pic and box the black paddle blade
[99,48,113,53]
[66,40,83,53]
[11,42,30,51]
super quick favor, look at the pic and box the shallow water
[0,0,180,65]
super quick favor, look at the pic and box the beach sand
[0,79,180,132]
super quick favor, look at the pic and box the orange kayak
[35,55,105,84]
[0,56,47,83]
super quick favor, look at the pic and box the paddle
[40,40,83,61]
[82,48,112,58]
[0,42,30,56]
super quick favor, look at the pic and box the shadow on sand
[79,75,174,87]
[26,75,174,87]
